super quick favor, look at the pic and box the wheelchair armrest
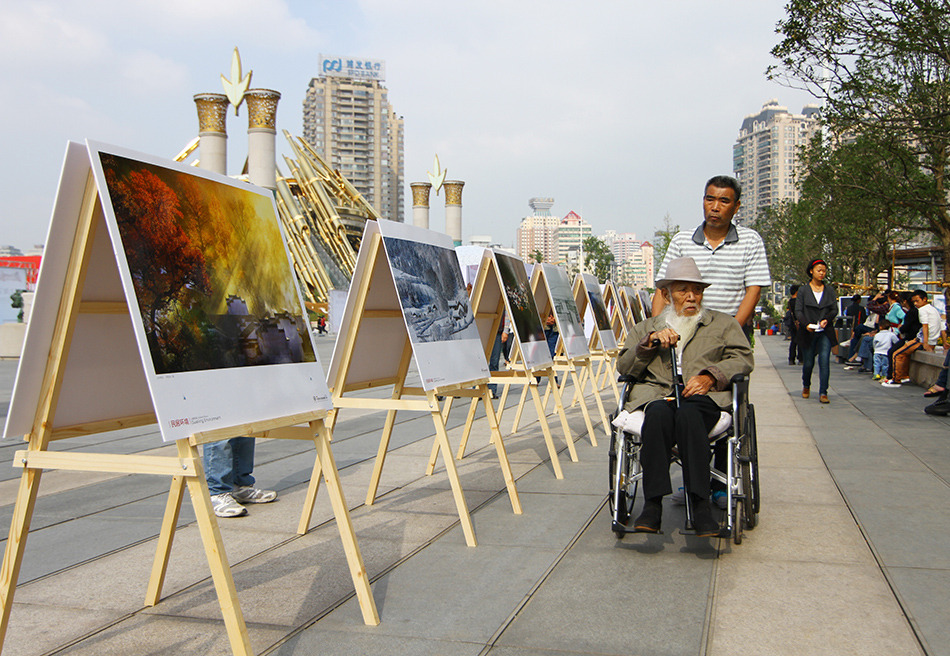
[730,373,750,405]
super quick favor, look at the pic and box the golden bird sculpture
[427,154,446,196]
[221,47,252,116]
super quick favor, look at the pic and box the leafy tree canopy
[769,0,950,290]
[582,236,615,283]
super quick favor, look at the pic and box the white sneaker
[232,486,278,504]
[881,380,902,388]
[900,378,911,383]
[211,492,247,518]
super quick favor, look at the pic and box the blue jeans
[488,330,503,395]
[203,437,256,496]
[936,349,950,388]
[873,353,888,377]
[801,332,833,395]
[857,335,873,362]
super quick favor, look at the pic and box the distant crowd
[783,288,950,415]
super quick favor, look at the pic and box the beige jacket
[616,309,754,411]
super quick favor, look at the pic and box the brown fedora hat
[655,257,710,289]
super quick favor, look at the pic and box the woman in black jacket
[795,258,838,403]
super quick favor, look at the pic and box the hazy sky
[0,0,817,252]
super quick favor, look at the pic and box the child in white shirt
[873,322,900,380]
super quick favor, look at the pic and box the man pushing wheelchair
[616,257,754,537]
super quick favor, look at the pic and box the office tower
[557,211,592,268]
[733,99,820,224]
[603,231,655,287]
[516,197,559,262]
[303,55,404,222]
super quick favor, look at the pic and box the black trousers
[787,326,800,362]
[640,395,721,501]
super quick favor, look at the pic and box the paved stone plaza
[0,335,944,655]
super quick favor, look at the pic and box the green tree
[582,236,614,283]
[652,213,679,277]
[770,0,950,297]
[755,134,925,288]
[10,289,24,322]
[530,249,544,264]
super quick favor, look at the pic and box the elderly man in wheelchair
[612,257,754,538]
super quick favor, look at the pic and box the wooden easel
[0,154,377,656]
[457,252,576,471]
[572,274,621,405]
[325,226,522,549]
[602,281,629,345]
[619,285,641,328]
[529,264,608,445]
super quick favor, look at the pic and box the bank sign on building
[319,54,386,81]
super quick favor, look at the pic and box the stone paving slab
[887,566,950,656]
[0,340,941,656]
[710,559,922,656]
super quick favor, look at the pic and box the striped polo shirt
[657,223,771,315]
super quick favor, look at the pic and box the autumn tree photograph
[99,153,316,374]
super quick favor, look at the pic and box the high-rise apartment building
[603,231,654,287]
[516,197,559,262]
[733,99,820,224]
[557,211,592,267]
[302,55,404,222]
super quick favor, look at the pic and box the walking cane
[668,343,699,530]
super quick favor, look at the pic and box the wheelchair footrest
[678,527,731,539]
[611,521,662,535]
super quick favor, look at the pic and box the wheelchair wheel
[608,427,637,536]
[740,404,758,530]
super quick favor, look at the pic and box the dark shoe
[633,500,662,533]
[819,394,829,404]
[691,500,721,537]
[924,392,950,416]
[802,388,810,399]
[788,360,795,366]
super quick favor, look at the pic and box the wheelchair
[607,352,759,544]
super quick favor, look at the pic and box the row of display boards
[0,142,654,655]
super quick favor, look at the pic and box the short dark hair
[912,289,929,301]
[705,175,742,202]
[789,284,800,295]
[851,293,862,303]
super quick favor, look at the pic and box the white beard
[660,303,707,347]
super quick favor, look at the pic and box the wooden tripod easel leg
[455,397,481,460]
[571,364,590,408]
[480,387,522,514]
[366,409,397,505]
[297,446,324,536]
[510,381,531,434]
[585,360,611,436]
[179,440,253,656]
[527,382,564,479]
[546,369,583,456]
[311,420,379,625]
[428,393,477,547]
[145,472,187,605]
[0,463,44,651]
[569,365,598,447]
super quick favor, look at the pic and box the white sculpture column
[193,93,229,175]
[443,180,464,246]
[411,182,432,229]
[244,88,281,189]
